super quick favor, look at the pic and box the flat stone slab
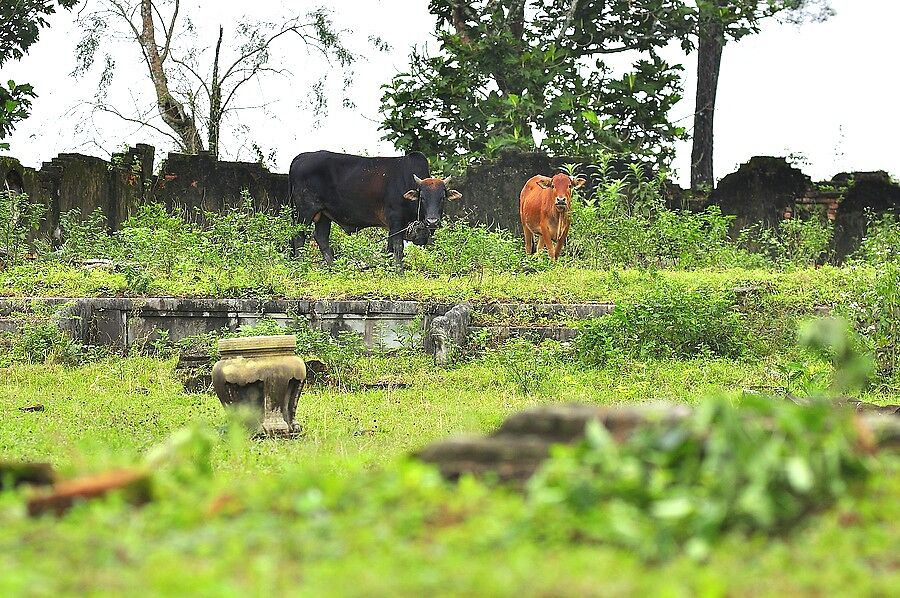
[417,402,899,483]
[417,403,691,482]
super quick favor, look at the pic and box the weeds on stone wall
[0,167,855,281]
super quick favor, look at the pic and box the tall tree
[690,0,833,192]
[74,0,365,159]
[0,0,79,149]
[381,0,695,166]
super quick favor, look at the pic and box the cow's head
[538,173,586,211]
[403,175,462,230]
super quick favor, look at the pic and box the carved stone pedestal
[211,335,306,438]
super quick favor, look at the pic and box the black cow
[286,150,462,272]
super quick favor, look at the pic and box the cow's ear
[537,177,553,189]
[403,189,418,200]
[446,189,462,201]
[572,177,586,189]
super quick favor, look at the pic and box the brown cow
[519,173,586,259]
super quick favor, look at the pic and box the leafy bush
[406,219,528,275]
[329,227,393,272]
[116,203,203,275]
[527,395,869,561]
[0,190,43,268]
[198,194,301,272]
[565,161,757,269]
[57,208,117,262]
[737,217,833,267]
[841,262,900,385]
[0,303,86,366]
[575,283,746,364]
[853,211,900,265]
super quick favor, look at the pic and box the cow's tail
[285,166,294,214]
[286,161,301,257]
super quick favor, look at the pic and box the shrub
[840,261,900,385]
[0,190,44,268]
[329,227,393,272]
[491,337,561,395]
[575,283,746,365]
[406,219,529,275]
[853,211,900,265]
[736,217,833,267]
[0,303,86,366]
[57,208,118,262]
[527,394,869,560]
[565,161,757,270]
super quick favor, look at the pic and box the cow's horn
[413,174,424,184]
[442,176,452,186]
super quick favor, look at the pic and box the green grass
[0,261,870,305]
[1,352,898,595]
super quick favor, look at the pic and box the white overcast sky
[2,0,897,186]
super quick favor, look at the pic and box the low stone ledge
[472,325,579,342]
[479,302,614,319]
[496,403,692,444]
[0,297,620,351]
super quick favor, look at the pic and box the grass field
[1,351,898,596]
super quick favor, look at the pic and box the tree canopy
[0,0,79,149]
[381,0,834,171]
[380,0,696,167]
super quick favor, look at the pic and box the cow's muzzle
[555,197,567,209]
[424,217,440,229]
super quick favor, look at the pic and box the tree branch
[159,0,179,63]
[555,0,579,45]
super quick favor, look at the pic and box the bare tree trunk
[208,26,224,159]
[139,0,203,153]
[690,7,724,193]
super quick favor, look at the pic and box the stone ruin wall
[0,144,288,243]
[1,146,899,259]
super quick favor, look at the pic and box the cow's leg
[539,222,554,259]
[553,222,569,259]
[390,234,405,274]
[291,219,311,259]
[290,193,320,259]
[521,211,534,255]
[313,216,335,265]
[523,226,534,255]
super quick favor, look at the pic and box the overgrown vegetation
[575,283,746,365]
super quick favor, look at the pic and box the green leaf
[651,496,693,519]
[785,456,814,493]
